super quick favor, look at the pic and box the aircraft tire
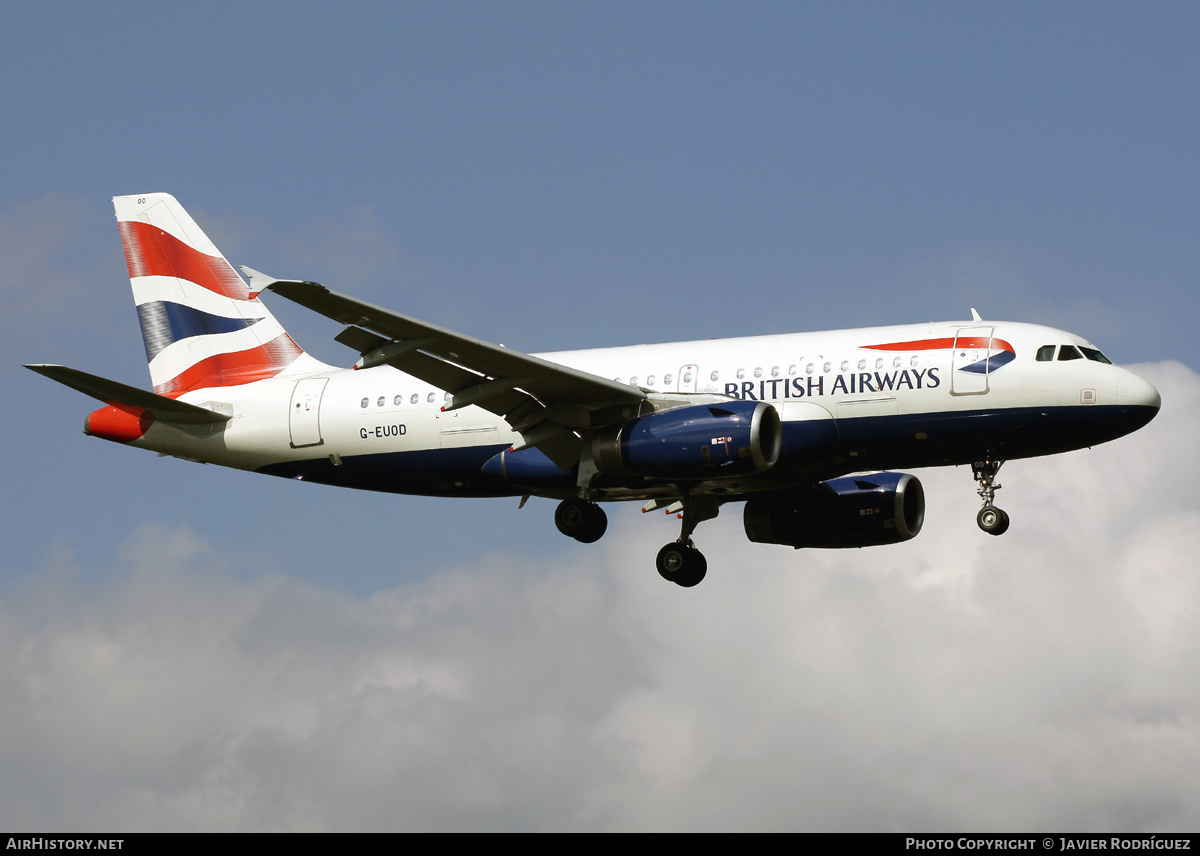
[575,504,608,543]
[656,543,708,587]
[555,498,607,543]
[676,549,707,587]
[977,506,1010,536]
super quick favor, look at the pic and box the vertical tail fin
[114,193,312,396]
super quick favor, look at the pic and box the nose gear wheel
[977,505,1010,535]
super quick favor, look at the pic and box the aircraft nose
[1111,370,1161,437]
[1117,371,1161,410]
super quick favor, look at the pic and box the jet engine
[593,400,781,479]
[743,472,925,548]
[482,401,781,490]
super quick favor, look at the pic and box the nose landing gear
[973,459,1010,536]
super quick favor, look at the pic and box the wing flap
[334,325,388,353]
[386,349,486,400]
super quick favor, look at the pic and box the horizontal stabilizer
[25,364,231,425]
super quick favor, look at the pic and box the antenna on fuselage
[970,308,983,322]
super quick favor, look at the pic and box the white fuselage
[125,319,1160,501]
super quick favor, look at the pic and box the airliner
[28,193,1161,587]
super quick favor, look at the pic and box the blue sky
[2,2,1199,831]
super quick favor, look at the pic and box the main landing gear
[972,459,1010,536]
[655,495,719,588]
[552,494,718,587]
[554,497,608,543]
[656,542,707,588]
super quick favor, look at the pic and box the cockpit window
[1080,347,1112,364]
[1036,345,1055,362]
[1058,345,1083,361]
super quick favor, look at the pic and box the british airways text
[724,368,941,400]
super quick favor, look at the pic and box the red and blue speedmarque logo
[861,336,1016,374]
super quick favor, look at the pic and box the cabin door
[951,327,993,395]
[289,377,328,447]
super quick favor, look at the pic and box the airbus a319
[28,194,1161,587]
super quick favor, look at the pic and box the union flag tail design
[114,193,308,396]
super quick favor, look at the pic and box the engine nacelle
[743,472,925,548]
[594,401,782,479]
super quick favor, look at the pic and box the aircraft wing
[24,364,231,425]
[261,276,649,467]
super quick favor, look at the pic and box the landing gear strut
[972,459,1010,536]
[554,497,608,543]
[655,495,719,587]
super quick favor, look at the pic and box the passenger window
[737,368,746,379]
[788,365,797,376]
[806,363,814,375]
[1058,345,1083,361]
[664,373,673,385]
[1036,346,1055,362]
[683,372,693,384]
[875,358,884,369]
[754,367,763,378]
[1080,347,1112,364]
[427,392,437,403]
[629,377,638,386]
[394,395,402,406]
[410,394,419,405]
[771,366,780,377]
[823,362,832,373]
[377,397,385,407]
[857,359,866,370]
[710,370,719,381]
[360,398,369,409]
[893,357,902,368]
[839,360,849,372]
[646,375,656,386]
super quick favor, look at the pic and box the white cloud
[2,362,1197,831]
